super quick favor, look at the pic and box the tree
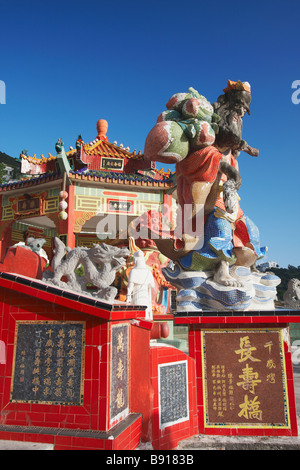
[0,162,7,184]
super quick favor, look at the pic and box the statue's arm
[190,180,215,217]
[219,159,242,214]
[126,273,134,302]
[219,160,242,190]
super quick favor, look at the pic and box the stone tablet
[10,321,85,405]
[110,324,129,422]
[158,360,189,428]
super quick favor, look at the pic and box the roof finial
[96,119,108,141]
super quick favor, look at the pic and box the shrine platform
[174,308,300,325]
[174,308,300,439]
[0,271,150,450]
[177,424,300,450]
[0,413,142,450]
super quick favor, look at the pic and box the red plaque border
[201,328,290,430]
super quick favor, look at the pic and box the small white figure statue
[126,250,155,320]
[12,237,49,263]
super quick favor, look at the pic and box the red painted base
[2,270,298,448]
[0,247,47,280]
[176,316,299,438]
[0,272,150,449]
[149,343,198,450]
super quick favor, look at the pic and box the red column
[0,218,13,264]
[162,191,173,227]
[58,183,76,249]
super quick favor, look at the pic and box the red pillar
[58,183,76,249]
[0,191,13,264]
[162,191,173,227]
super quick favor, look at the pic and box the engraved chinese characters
[110,324,129,422]
[158,361,189,429]
[202,329,290,429]
[11,322,85,405]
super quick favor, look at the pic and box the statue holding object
[143,80,280,311]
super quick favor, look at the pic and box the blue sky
[0,0,299,267]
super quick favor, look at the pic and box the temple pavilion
[0,119,176,314]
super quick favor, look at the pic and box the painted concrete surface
[0,440,54,450]
[178,366,300,450]
[2,369,300,450]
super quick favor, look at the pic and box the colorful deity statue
[143,80,280,311]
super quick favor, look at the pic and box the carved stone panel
[110,324,129,423]
[11,321,85,405]
[158,360,189,429]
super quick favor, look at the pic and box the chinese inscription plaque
[11,321,85,405]
[202,329,290,429]
[110,324,129,422]
[101,157,124,171]
[159,361,189,428]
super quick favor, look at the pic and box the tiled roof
[0,169,174,192]
[0,172,62,192]
[69,170,174,188]
[20,139,144,165]
[20,153,57,164]
[82,139,143,160]
[8,121,175,191]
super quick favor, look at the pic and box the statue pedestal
[0,246,47,279]
[175,309,300,437]
[149,341,198,450]
[163,265,281,312]
[0,271,152,449]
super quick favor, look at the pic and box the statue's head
[26,237,46,253]
[133,250,146,269]
[213,80,251,151]
[90,243,130,269]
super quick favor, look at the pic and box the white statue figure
[12,237,49,263]
[127,250,155,320]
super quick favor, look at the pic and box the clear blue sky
[0,0,299,267]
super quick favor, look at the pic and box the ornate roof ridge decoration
[17,119,175,186]
[70,169,173,181]
[0,169,175,191]
[20,119,144,166]
[0,172,62,191]
[81,138,143,160]
[82,118,143,159]
[69,170,174,188]
[20,140,144,164]
[20,153,57,163]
